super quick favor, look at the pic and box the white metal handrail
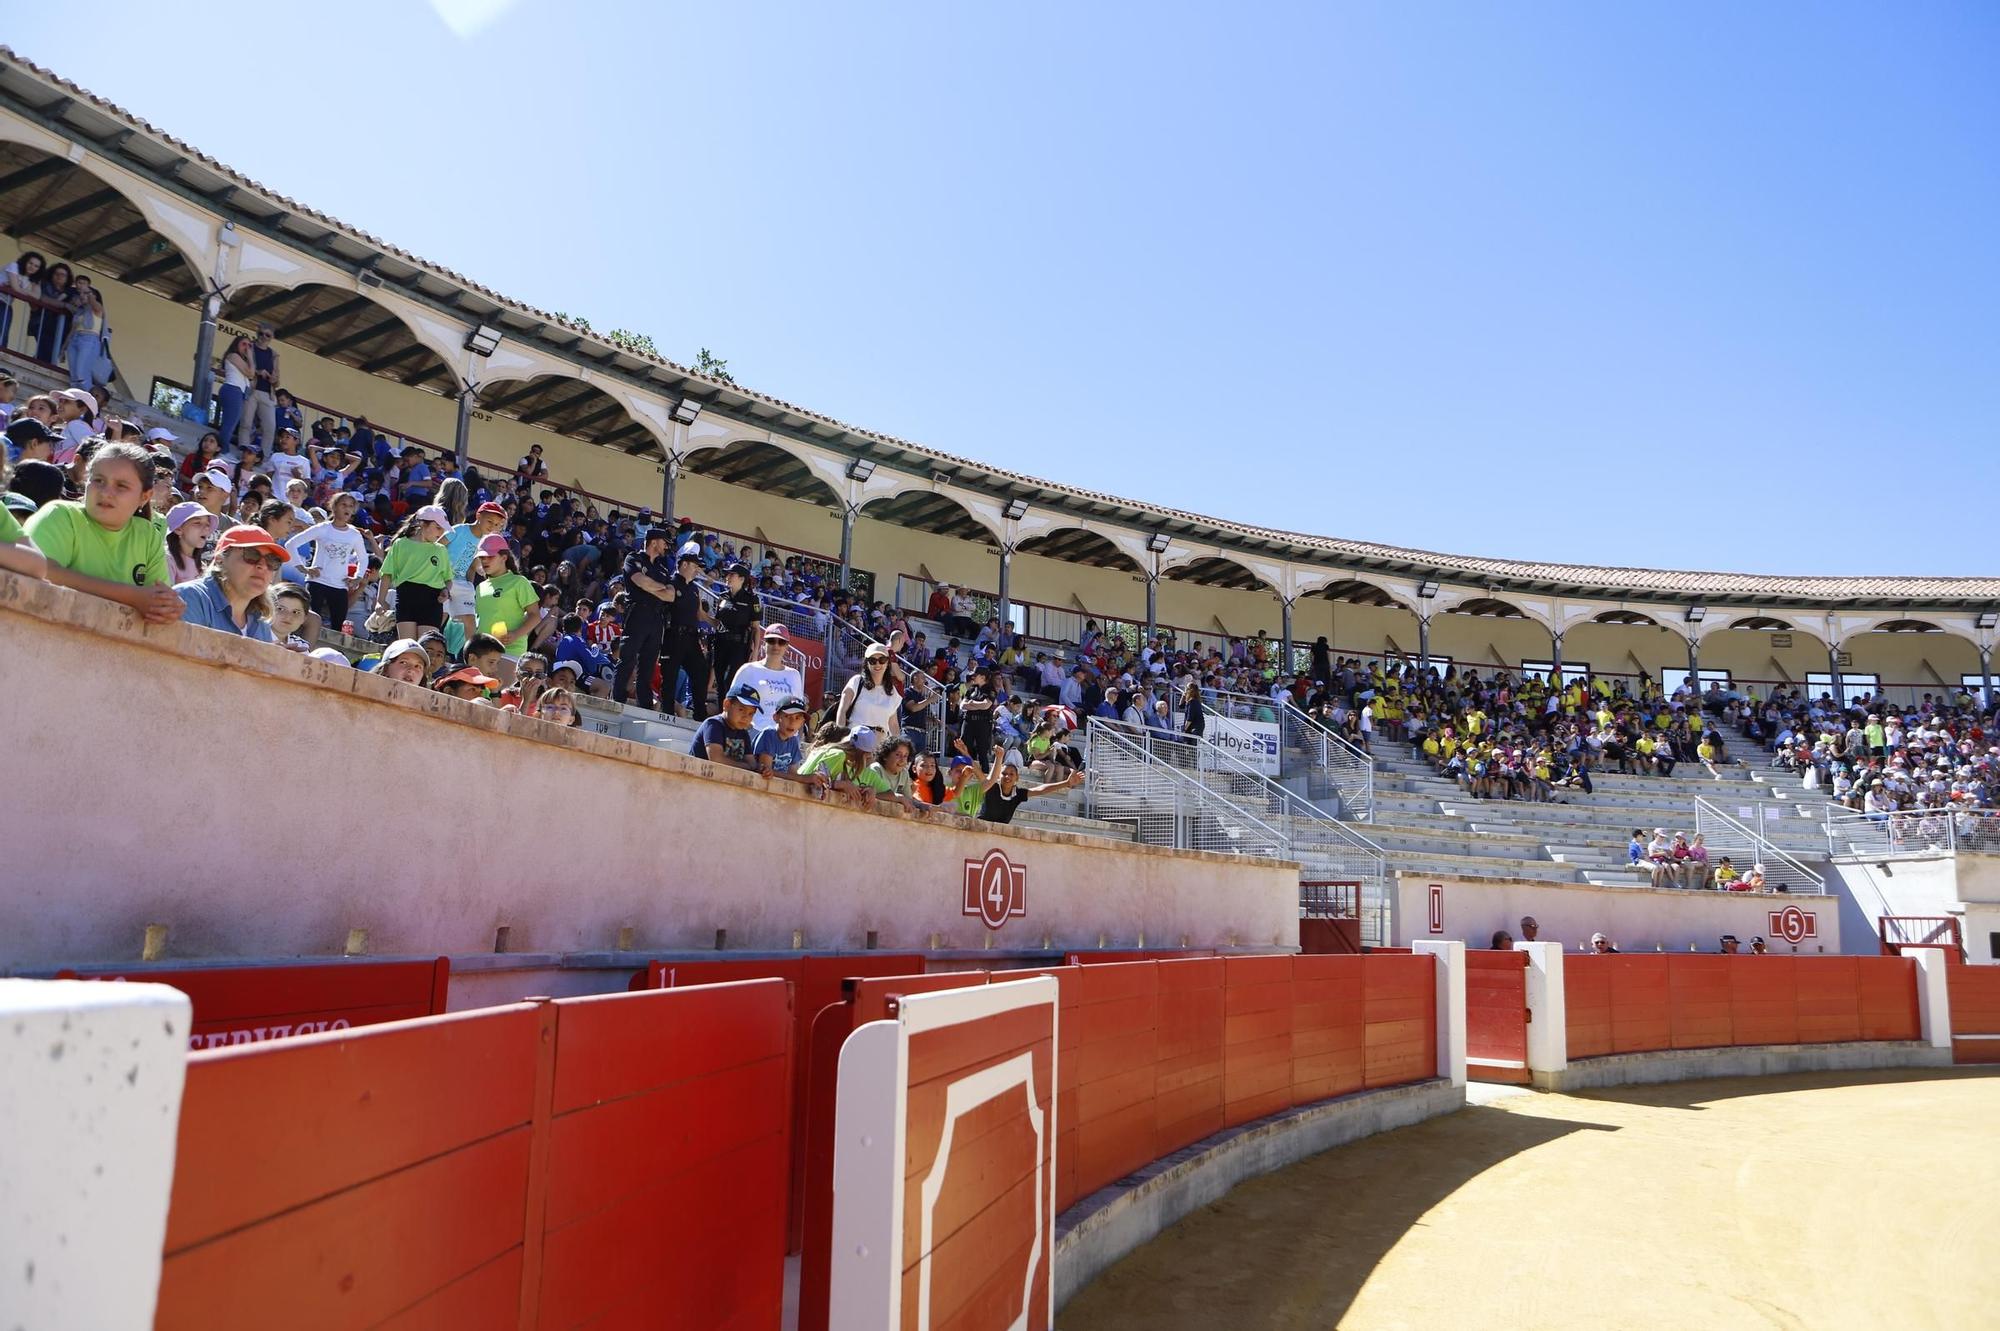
[1822,802,2000,859]
[1692,797,1825,893]
[1188,688,1376,822]
[763,593,949,753]
[1083,719,1293,860]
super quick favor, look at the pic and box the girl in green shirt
[471,535,540,653]
[24,441,178,622]
[0,446,48,584]
[374,505,452,640]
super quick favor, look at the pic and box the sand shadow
[1059,1103,1615,1331]
[1570,1063,2000,1112]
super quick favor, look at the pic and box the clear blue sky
[13,3,1996,575]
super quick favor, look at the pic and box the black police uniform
[709,581,761,711]
[612,544,674,709]
[664,564,710,717]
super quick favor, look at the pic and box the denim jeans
[216,384,247,451]
[66,332,104,389]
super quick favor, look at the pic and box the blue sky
[13,3,1996,575]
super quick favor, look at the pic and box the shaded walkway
[1061,1070,2000,1330]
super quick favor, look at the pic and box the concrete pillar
[1144,570,1159,645]
[1909,947,1954,1050]
[1410,940,1467,1088]
[1981,644,1992,711]
[1279,596,1294,679]
[997,543,1014,627]
[1514,941,1568,1077]
[838,503,859,591]
[1550,631,1563,682]
[1,978,192,1328]
[659,451,683,523]
[452,383,477,472]
[188,290,223,423]
[1687,633,1700,689]
[1828,642,1844,709]
[1418,614,1431,676]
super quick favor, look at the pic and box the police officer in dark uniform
[665,547,711,718]
[709,562,761,714]
[612,525,673,710]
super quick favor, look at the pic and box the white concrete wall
[1392,873,1845,955]
[0,573,1298,969]
[0,979,191,1330]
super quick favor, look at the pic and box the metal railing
[765,593,949,755]
[1823,803,2000,859]
[1692,797,1825,893]
[1189,688,1376,822]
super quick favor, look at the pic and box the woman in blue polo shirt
[176,524,290,641]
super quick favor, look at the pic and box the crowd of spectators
[2,250,112,391]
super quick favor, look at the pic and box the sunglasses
[232,550,283,570]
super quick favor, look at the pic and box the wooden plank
[1607,956,1671,1055]
[377,1249,523,1331]
[1363,954,1435,1088]
[1564,956,1614,1060]
[1666,955,1732,1050]
[1729,955,1798,1046]
[1855,956,1920,1041]
[166,1004,542,1252]
[1793,956,1863,1044]
[549,980,790,1114]
[1292,955,1365,1104]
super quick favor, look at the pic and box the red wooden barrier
[59,957,450,1049]
[1947,964,2000,1064]
[1464,949,1529,1083]
[155,981,795,1331]
[1564,954,1920,1062]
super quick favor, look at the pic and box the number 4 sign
[963,849,1027,930]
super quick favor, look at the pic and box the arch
[466,371,657,449]
[858,487,1004,544]
[682,438,841,507]
[1868,619,1945,634]
[1447,597,1530,620]
[1731,615,1791,631]
[1593,610,1659,626]
[0,138,206,305]
[221,282,462,396]
[1163,555,1274,593]
[1015,526,1143,573]
[1304,577,1410,610]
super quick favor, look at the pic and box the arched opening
[1447,597,1528,619]
[1308,578,1406,609]
[474,373,654,450]
[1015,527,1142,572]
[1732,615,1791,631]
[682,439,840,506]
[0,141,205,369]
[222,282,459,395]
[1593,610,1658,626]
[1163,556,1271,592]
[1871,619,1944,634]
[858,489,999,543]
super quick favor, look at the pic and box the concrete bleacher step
[1014,810,1136,843]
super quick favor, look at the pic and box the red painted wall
[1947,964,2000,1065]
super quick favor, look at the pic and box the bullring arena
[1,42,1997,1331]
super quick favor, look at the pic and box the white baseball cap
[144,427,178,444]
[413,504,449,527]
[198,466,233,491]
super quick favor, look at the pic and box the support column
[659,450,683,523]
[1144,568,1159,645]
[1279,596,1294,680]
[1828,642,1844,709]
[838,503,859,591]
[1418,614,1432,676]
[997,543,1015,626]
[188,290,223,423]
[1549,631,1563,682]
[452,384,477,472]
[1981,644,1992,711]
[1686,633,1700,689]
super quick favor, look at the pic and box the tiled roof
[6,47,1994,606]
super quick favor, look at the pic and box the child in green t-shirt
[24,441,178,622]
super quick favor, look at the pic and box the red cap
[476,501,507,518]
[762,623,791,643]
[213,525,290,562]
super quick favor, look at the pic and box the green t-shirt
[800,747,851,780]
[25,501,167,587]
[953,781,986,817]
[859,763,901,796]
[0,505,26,545]
[381,537,451,590]
[475,572,539,639]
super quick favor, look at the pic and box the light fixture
[1416,578,1440,599]
[670,397,703,426]
[1686,604,1707,624]
[464,324,502,357]
[356,264,384,290]
[1002,498,1030,521]
[1979,611,1998,630]
[1146,532,1172,554]
[846,458,876,482]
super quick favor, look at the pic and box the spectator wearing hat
[755,694,815,782]
[375,504,453,640]
[193,464,236,524]
[801,724,882,806]
[473,533,540,654]
[436,666,499,702]
[613,525,675,711]
[1749,936,1769,955]
[26,441,181,624]
[286,492,371,629]
[174,525,290,641]
[650,545,706,716]
[0,440,47,583]
[708,562,761,715]
[53,390,93,466]
[957,662,997,762]
[266,428,311,490]
[689,682,763,770]
[836,641,903,739]
[731,623,805,727]
[1718,934,1742,954]
[6,417,56,466]
[161,501,211,585]
[376,637,430,685]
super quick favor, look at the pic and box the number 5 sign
[829,976,1058,1331]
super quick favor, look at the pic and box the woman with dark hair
[0,249,44,353]
[179,430,224,488]
[34,262,73,364]
[1310,635,1332,685]
[218,335,254,451]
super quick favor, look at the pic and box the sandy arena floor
[1060,1069,2000,1331]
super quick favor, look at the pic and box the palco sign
[963,848,1028,930]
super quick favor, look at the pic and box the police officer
[709,562,761,714]
[612,525,673,710]
[664,546,711,718]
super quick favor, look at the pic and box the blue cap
[725,682,762,706]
